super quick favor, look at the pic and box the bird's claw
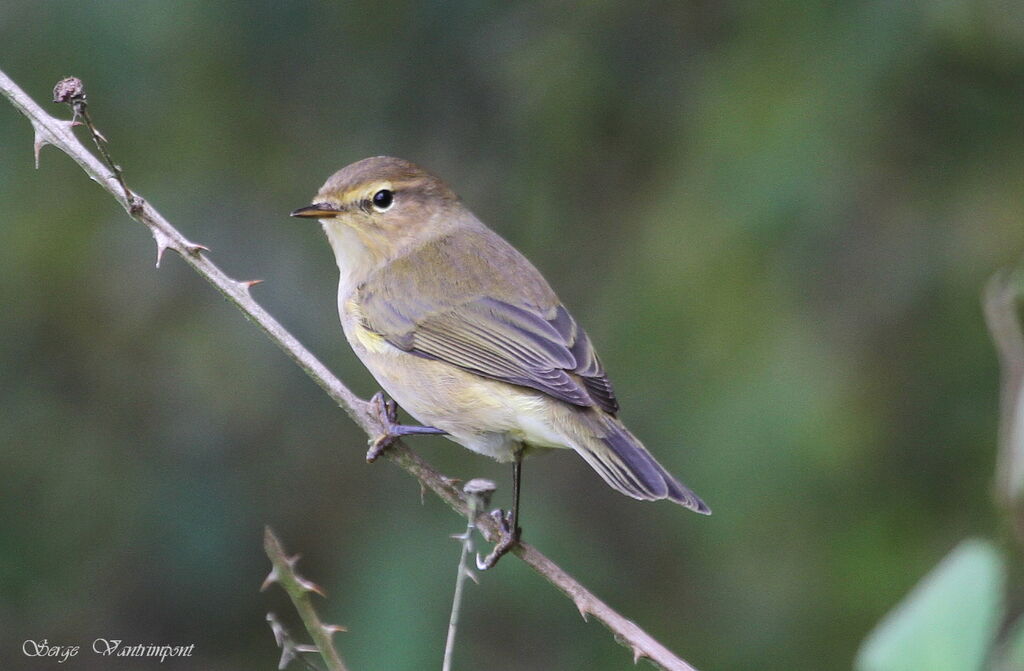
[370,391,400,425]
[366,391,447,462]
[475,509,520,570]
[366,392,400,462]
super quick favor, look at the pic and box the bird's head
[292,156,464,272]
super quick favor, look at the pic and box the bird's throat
[322,220,379,297]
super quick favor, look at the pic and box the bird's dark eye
[371,189,394,211]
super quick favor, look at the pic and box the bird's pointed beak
[290,203,341,219]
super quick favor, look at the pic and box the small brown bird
[292,157,708,566]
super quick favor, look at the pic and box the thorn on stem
[260,567,279,592]
[297,576,326,597]
[282,553,326,597]
[153,230,172,268]
[321,623,347,636]
[266,612,286,646]
[277,641,297,670]
[33,128,47,170]
[33,119,78,169]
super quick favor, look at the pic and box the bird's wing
[355,232,619,414]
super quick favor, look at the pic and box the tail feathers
[573,415,711,515]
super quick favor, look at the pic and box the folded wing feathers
[360,280,620,412]
[411,311,595,407]
[552,305,619,414]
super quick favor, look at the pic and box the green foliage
[856,540,1005,671]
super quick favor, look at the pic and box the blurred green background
[3,2,1024,669]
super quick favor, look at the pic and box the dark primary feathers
[355,227,619,415]
[580,413,711,513]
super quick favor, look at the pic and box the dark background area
[2,2,1024,669]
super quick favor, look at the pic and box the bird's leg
[511,457,523,539]
[366,391,447,462]
[476,454,523,570]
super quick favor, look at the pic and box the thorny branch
[443,479,495,671]
[263,528,348,671]
[0,70,700,671]
[266,614,325,671]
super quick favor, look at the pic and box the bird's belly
[340,313,567,462]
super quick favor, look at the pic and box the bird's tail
[571,412,710,514]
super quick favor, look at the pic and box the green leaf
[855,539,1005,671]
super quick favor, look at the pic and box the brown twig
[262,528,348,671]
[52,76,137,212]
[0,70,701,671]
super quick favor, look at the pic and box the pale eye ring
[371,189,394,212]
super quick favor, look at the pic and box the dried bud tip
[322,624,347,635]
[242,279,264,289]
[463,479,497,497]
[53,77,85,104]
[463,478,497,515]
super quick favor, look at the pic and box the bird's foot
[366,392,447,462]
[476,509,521,570]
